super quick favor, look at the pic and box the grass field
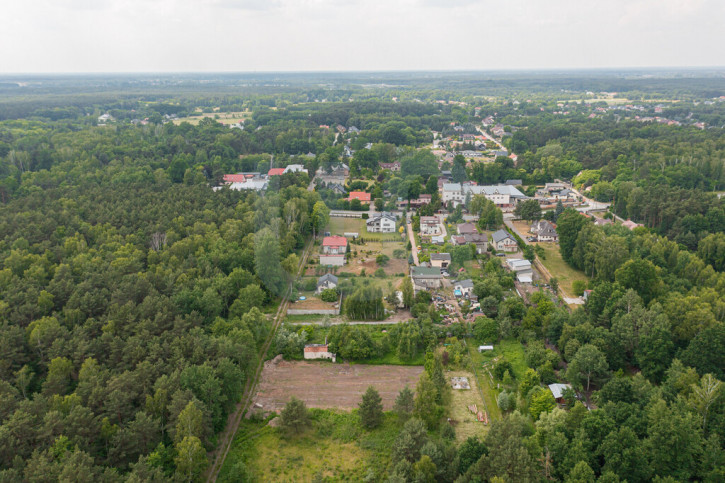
[466,338,527,423]
[218,411,401,482]
[448,370,490,442]
[327,217,402,241]
[534,242,589,298]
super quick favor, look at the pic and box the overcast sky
[2,0,724,73]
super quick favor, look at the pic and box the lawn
[327,218,402,242]
[534,242,589,298]
[218,410,401,482]
[466,338,527,423]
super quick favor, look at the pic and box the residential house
[594,218,613,227]
[450,235,466,246]
[304,344,336,362]
[411,266,443,291]
[548,383,573,404]
[530,220,558,242]
[454,279,474,297]
[492,229,518,252]
[622,220,644,230]
[457,223,478,235]
[398,194,431,209]
[283,164,308,175]
[268,168,285,176]
[430,253,451,269]
[347,191,371,203]
[320,236,347,266]
[419,216,442,236]
[316,274,338,294]
[464,233,488,253]
[367,212,397,233]
[327,183,346,195]
[378,161,401,172]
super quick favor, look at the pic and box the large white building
[442,183,527,209]
[366,213,397,233]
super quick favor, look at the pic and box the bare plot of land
[253,360,423,412]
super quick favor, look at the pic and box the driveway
[407,220,420,266]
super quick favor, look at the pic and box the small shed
[548,383,572,404]
[478,345,494,352]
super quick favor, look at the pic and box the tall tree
[359,386,384,429]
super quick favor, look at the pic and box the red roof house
[268,168,285,176]
[322,236,348,255]
[223,174,250,183]
[347,191,371,202]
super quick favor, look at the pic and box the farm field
[252,359,423,412]
[534,242,589,297]
[447,370,490,442]
[172,110,251,125]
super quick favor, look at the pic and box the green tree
[359,386,384,429]
[514,199,542,222]
[175,401,203,443]
[529,387,557,420]
[557,209,588,263]
[414,373,443,430]
[614,258,662,304]
[401,277,414,309]
[174,436,207,482]
[565,461,595,483]
[280,397,310,434]
[394,385,415,422]
[567,344,609,392]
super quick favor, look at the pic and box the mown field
[534,241,589,297]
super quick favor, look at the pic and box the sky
[2,0,725,73]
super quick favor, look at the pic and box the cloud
[210,0,281,10]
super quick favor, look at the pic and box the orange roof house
[347,191,371,202]
[268,168,285,176]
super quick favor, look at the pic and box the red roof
[223,174,250,183]
[304,345,329,353]
[268,168,285,176]
[322,236,348,247]
[348,191,371,202]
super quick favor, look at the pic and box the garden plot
[252,359,423,413]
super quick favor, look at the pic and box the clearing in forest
[251,359,423,412]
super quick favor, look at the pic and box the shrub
[376,254,390,266]
[374,268,386,277]
[572,280,586,296]
[320,289,339,302]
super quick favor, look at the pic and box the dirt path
[407,220,419,266]
[205,237,315,482]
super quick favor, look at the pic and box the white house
[316,274,338,294]
[304,344,336,362]
[454,279,475,297]
[367,213,397,233]
[420,216,441,236]
[283,164,308,175]
[492,229,518,252]
[530,220,558,242]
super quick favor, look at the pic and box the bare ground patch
[252,360,423,413]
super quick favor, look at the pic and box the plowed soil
[252,360,423,412]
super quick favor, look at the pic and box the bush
[493,360,514,380]
[393,248,406,259]
[320,289,339,302]
[374,268,386,277]
[472,317,498,343]
[497,391,516,412]
[302,278,317,292]
[572,280,586,296]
